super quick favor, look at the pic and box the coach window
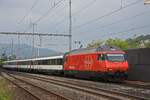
[54,59,56,65]
[22,61,24,65]
[42,60,45,65]
[31,61,33,65]
[37,61,39,65]
[50,59,53,65]
[51,59,54,65]
[51,59,53,65]
[44,60,49,65]
[43,60,46,65]
[21,61,24,65]
[33,61,36,65]
[55,59,57,65]
[53,59,55,65]
[49,59,52,65]
[28,61,31,65]
[18,62,20,65]
[47,60,49,65]
[38,60,42,65]
[58,59,62,65]
[25,61,27,65]
[46,60,49,65]
[57,59,59,65]
[49,59,51,65]
[39,60,42,65]
[52,59,55,65]
[23,61,26,65]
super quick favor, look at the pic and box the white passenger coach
[3,55,64,73]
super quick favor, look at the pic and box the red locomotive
[3,45,129,82]
[63,45,129,82]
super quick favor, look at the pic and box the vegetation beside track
[0,60,3,67]
[0,78,12,100]
[87,34,150,49]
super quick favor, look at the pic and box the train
[3,45,129,82]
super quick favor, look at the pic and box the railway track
[1,72,69,100]
[5,71,148,100]
[123,80,150,89]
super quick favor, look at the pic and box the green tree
[126,34,143,49]
[144,39,150,48]
[0,60,3,64]
[87,40,103,48]
[105,38,130,49]
[1,51,8,61]
[0,60,3,67]
[8,55,16,60]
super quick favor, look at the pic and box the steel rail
[2,72,69,100]
[1,72,41,100]
[10,71,148,100]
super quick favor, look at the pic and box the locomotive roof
[66,45,122,55]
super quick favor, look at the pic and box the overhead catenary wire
[38,5,66,24]
[101,23,150,37]
[96,10,150,30]
[77,9,150,35]
[18,0,39,24]
[51,0,97,32]
[34,0,64,24]
[73,0,143,30]
[72,0,97,16]
[18,0,63,33]
[85,9,150,33]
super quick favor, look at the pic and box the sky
[0,0,150,53]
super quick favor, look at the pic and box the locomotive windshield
[106,53,125,62]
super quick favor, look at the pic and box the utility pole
[38,36,42,56]
[37,44,40,56]
[69,0,72,51]
[18,35,21,58]
[11,38,14,57]
[32,23,37,57]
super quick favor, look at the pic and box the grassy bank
[0,78,12,100]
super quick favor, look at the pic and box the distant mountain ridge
[0,44,59,58]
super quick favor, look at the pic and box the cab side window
[124,53,128,61]
[98,54,102,60]
[98,54,105,60]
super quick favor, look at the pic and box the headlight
[108,68,113,71]
[124,69,128,71]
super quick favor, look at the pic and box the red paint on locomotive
[64,51,129,72]
[63,45,129,81]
